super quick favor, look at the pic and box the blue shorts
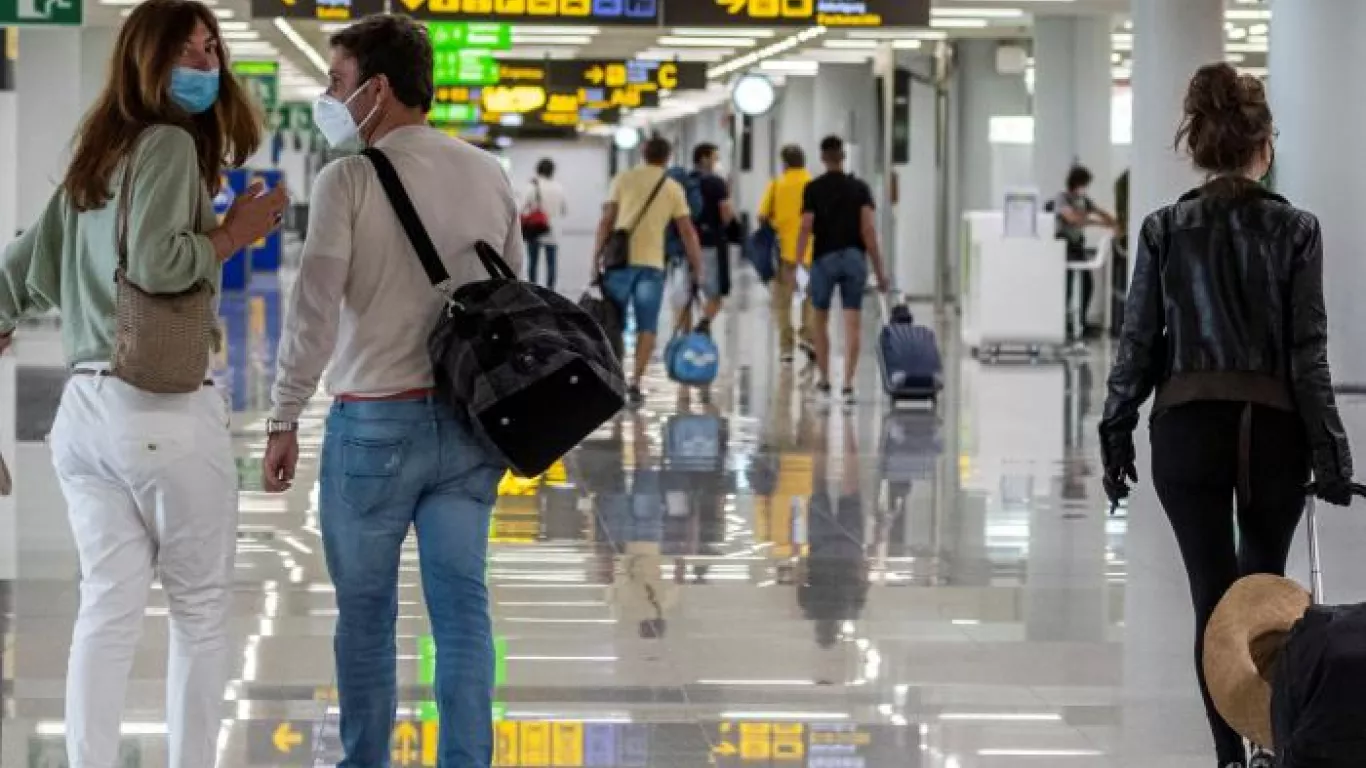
[809,248,869,311]
[603,266,666,334]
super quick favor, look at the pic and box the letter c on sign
[658,62,678,90]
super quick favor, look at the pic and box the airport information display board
[249,0,385,21]
[663,0,929,27]
[394,0,659,24]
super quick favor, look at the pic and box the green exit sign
[428,22,511,51]
[431,103,480,123]
[434,50,500,87]
[0,0,82,26]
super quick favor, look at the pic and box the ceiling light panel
[931,8,1025,18]
[510,34,593,45]
[671,27,776,38]
[657,35,756,47]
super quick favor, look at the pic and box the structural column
[1127,0,1223,262]
[1271,0,1366,389]
[811,62,878,180]
[15,27,115,224]
[1032,16,1113,206]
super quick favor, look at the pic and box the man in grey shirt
[1054,165,1118,339]
[261,16,522,768]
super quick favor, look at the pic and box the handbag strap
[362,147,515,286]
[623,171,670,236]
[116,133,206,273]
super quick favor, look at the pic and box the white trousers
[50,373,238,768]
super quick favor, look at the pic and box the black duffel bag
[363,148,625,477]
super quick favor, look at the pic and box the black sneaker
[1248,749,1273,768]
[627,385,644,407]
[841,388,856,408]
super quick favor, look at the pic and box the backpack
[665,166,705,262]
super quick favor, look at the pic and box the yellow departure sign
[662,0,931,27]
[394,0,660,24]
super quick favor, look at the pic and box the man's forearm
[270,257,347,423]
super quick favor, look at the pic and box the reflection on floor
[6,269,1366,768]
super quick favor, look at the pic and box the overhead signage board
[663,0,930,27]
[233,60,280,111]
[394,0,659,25]
[434,50,501,85]
[249,0,385,20]
[435,83,653,114]
[0,0,82,26]
[547,59,707,93]
[428,21,511,50]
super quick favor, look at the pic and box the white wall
[894,54,940,299]
[504,137,612,292]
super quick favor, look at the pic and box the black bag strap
[623,171,670,236]
[363,147,515,285]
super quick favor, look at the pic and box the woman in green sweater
[0,1,285,765]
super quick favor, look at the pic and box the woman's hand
[209,180,289,262]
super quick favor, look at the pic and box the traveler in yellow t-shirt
[759,145,815,365]
[595,135,704,406]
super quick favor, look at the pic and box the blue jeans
[809,248,869,311]
[527,237,558,289]
[603,265,666,334]
[321,397,504,768]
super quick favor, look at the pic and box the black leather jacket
[1100,179,1353,483]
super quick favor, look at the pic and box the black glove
[1100,431,1138,511]
[1313,474,1354,507]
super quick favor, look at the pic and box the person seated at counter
[1055,165,1118,340]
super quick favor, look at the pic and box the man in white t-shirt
[260,15,522,768]
[520,158,568,289]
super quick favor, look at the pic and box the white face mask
[313,79,380,149]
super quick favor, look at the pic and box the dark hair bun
[1176,63,1274,174]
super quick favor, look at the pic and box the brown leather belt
[336,388,438,403]
[71,368,214,387]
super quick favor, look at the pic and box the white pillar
[15,27,116,224]
[812,62,878,179]
[1032,16,1114,208]
[777,75,816,167]
[894,52,939,300]
[1271,0,1366,388]
[1128,0,1223,259]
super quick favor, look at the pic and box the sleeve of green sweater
[122,126,217,294]
[0,189,66,335]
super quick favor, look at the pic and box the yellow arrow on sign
[393,721,420,765]
[273,723,303,754]
[585,66,605,85]
[398,0,424,10]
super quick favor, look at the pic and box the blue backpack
[665,166,706,263]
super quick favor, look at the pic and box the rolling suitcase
[876,296,943,407]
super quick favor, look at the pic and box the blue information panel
[215,169,251,292]
[247,169,284,274]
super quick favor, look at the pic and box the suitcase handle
[1303,482,1366,603]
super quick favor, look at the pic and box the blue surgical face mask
[170,66,220,114]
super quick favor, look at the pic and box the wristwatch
[266,419,298,435]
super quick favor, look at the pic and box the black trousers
[1151,401,1309,763]
[1066,244,1094,338]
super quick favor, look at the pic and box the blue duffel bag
[745,222,780,284]
[664,295,720,386]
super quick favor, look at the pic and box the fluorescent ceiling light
[1249,23,1269,35]
[493,48,581,59]
[274,18,328,75]
[637,48,729,62]
[721,712,851,721]
[1226,9,1271,21]
[511,34,593,45]
[893,39,923,50]
[222,31,261,41]
[217,20,250,31]
[824,39,878,49]
[941,713,1063,722]
[214,8,234,18]
[761,59,819,75]
[978,750,1104,757]
[658,35,755,47]
[1227,41,1268,53]
[672,27,776,38]
[229,42,278,55]
[930,18,989,29]
[932,7,1024,18]
[846,29,947,40]
[512,25,600,34]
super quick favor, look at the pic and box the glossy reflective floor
[5,264,1366,768]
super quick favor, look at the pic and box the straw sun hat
[1204,573,1313,749]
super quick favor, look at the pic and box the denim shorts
[808,248,869,311]
[603,265,666,334]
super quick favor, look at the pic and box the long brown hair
[62,0,261,212]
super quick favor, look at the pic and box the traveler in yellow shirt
[760,145,815,365]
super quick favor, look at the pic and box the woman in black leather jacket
[1100,63,1354,768]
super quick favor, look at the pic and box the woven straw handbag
[109,145,218,394]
